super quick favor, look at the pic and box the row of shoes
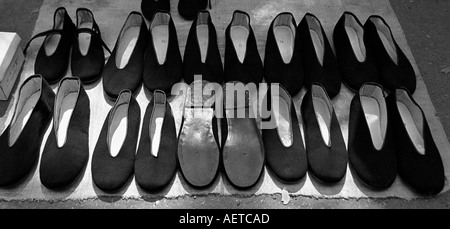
[0,74,444,196]
[25,8,417,100]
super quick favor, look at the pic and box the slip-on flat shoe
[135,90,178,191]
[141,0,170,21]
[387,88,445,195]
[40,77,90,189]
[183,11,223,84]
[264,12,303,96]
[178,0,209,21]
[299,13,342,98]
[24,7,76,84]
[364,16,416,94]
[262,84,307,183]
[333,12,378,92]
[301,83,347,183]
[71,8,111,84]
[143,11,182,93]
[0,75,54,187]
[222,82,265,189]
[92,90,140,192]
[224,10,263,84]
[177,81,220,188]
[102,12,149,99]
[348,83,396,189]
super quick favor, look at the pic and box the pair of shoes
[263,83,347,184]
[141,0,210,21]
[349,83,444,194]
[0,75,54,187]
[102,11,182,99]
[333,12,416,93]
[92,90,177,192]
[39,77,90,189]
[265,13,341,98]
[177,80,264,189]
[24,7,111,84]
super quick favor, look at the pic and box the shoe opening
[77,9,95,56]
[306,14,325,66]
[273,13,296,64]
[359,84,387,150]
[344,13,366,62]
[312,84,333,147]
[151,12,171,65]
[197,11,210,63]
[230,11,250,63]
[108,90,131,157]
[116,13,143,69]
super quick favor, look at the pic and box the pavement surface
[0,0,449,208]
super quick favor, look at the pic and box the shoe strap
[149,90,167,158]
[23,29,63,55]
[75,28,112,54]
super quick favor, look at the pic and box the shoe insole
[273,96,292,147]
[345,25,366,62]
[274,25,294,64]
[197,24,209,63]
[116,27,140,69]
[152,25,169,65]
[230,26,249,63]
[56,92,77,147]
[361,96,384,150]
[44,12,64,56]
[313,97,331,147]
[397,101,425,155]
[108,103,128,157]
[149,92,166,158]
[310,29,325,66]
[9,89,40,146]
[78,22,93,56]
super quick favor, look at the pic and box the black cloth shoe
[177,81,220,188]
[178,0,209,20]
[301,83,347,183]
[333,12,378,92]
[102,12,149,99]
[135,90,178,191]
[348,83,396,189]
[387,88,445,195]
[224,10,263,84]
[141,0,170,21]
[298,13,342,98]
[40,77,90,189]
[71,8,111,84]
[262,84,307,183]
[92,90,140,192]
[364,16,416,94]
[183,11,223,84]
[23,7,76,84]
[222,82,265,189]
[143,11,182,93]
[264,12,303,96]
[0,75,54,187]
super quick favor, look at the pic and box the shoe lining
[108,91,131,157]
[116,14,142,69]
[360,85,387,150]
[370,17,398,65]
[150,91,166,158]
[273,14,295,64]
[151,12,171,65]
[312,85,332,147]
[306,15,325,66]
[230,12,250,64]
[54,79,80,148]
[344,14,366,62]
[396,89,425,155]
[197,12,210,64]
[77,10,94,56]
[9,77,42,147]
[273,86,293,147]
[44,8,65,56]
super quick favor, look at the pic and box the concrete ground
[0,0,449,208]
